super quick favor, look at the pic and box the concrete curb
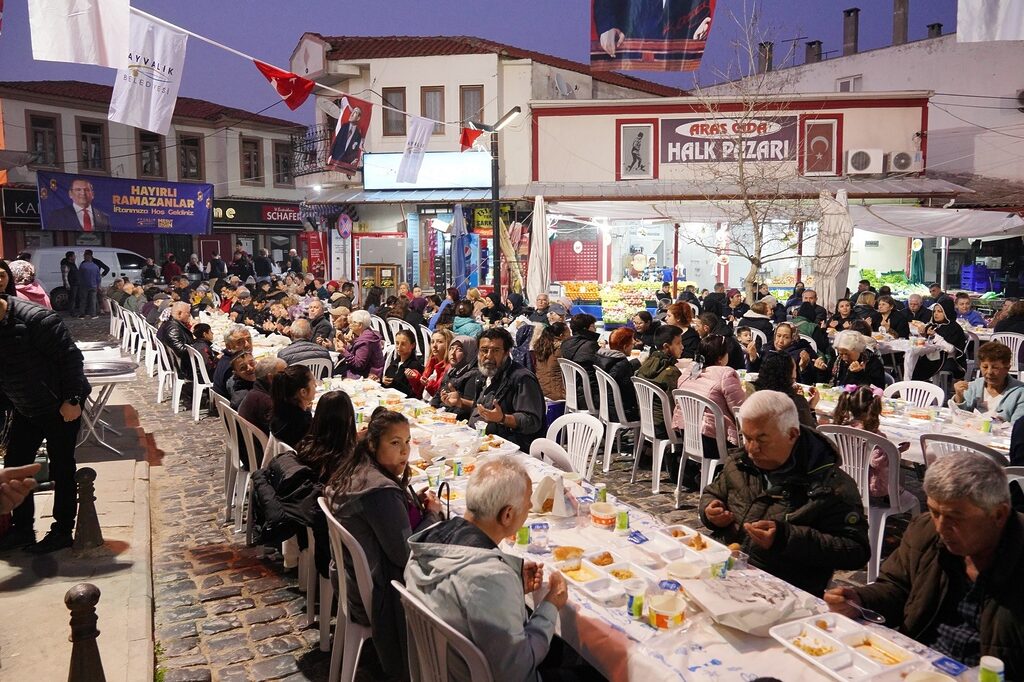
[126,460,153,682]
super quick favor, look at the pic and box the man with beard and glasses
[440,327,545,452]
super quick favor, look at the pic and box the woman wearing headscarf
[429,334,478,420]
[405,296,427,328]
[506,292,526,319]
[912,298,968,382]
[428,287,460,330]
[8,260,51,308]
[481,291,508,325]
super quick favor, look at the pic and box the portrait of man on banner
[591,0,717,72]
[43,177,112,232]
[327,95,372,174]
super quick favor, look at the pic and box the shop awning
[524,176,969,207]
[847,204,1024,239]
[317,187,511,204]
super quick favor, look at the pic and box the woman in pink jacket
[8,260,51,309]
[672,334,746,459]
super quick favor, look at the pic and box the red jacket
[415,356,450,397]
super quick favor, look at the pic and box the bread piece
[552,546,584,561]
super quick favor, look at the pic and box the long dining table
[318,377,963,682]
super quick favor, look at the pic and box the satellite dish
[318,98,342,120]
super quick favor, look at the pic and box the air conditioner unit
[846,149,884,175]
[886,150,924,174]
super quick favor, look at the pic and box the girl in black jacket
[381,329,424,399]
[560,313,600,409]
[269,365,315,450]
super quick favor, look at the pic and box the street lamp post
[475,106,521,299]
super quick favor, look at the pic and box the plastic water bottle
[979,656,1005,682]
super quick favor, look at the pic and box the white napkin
[530,474,572,517]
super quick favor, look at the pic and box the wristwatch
[66,395,82,406]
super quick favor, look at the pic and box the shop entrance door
[159,235,193,271]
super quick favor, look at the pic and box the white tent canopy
[847,204,1024,239]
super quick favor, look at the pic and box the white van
[25,246,148,311]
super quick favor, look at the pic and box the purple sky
[0,0,957,127]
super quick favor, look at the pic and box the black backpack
[249,452,323,546]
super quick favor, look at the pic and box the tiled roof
[0,81,304,130]
[929,172,1024,210]
[311,34,687,98]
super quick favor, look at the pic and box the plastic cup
[729,551,750,570]
[623,579,647,619]
[425,466,443,488]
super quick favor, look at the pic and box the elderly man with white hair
[812,329,887,388]
[276,318,332,367]
[305,298,333,346]
[826,453,1024,676]
[905,293,932,324]
[212,324,252,397]
[156,302,196,380]
[699,390,869,595]
[337,309,384,379]
[406,456,570,682]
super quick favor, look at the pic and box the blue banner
[37,170,212,234]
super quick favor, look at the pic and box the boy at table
[699,390,870,596]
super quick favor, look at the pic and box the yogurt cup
[647,593,686,630]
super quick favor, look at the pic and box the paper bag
[530,474,572,517]
[682,572,821,637]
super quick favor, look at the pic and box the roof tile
[0,80,304,130]
[311,34,687,98]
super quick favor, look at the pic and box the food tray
[561,560,626,603]
[83,361,139,377]
[601,561,659,587]
[660,526,732,563]
[632,533,686,566]
[769,614,919,681]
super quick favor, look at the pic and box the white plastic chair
[965,331,981,381]
[883,380,944,408]
[920,433,1008,467]
[671,389,728,505]
[108,299,123,338]
[184,345,216,422]
[800,334,818,354]
[392,580,494,682]
[529,437,575,473]
[557,358,597,414]
[154,338,176,403]
[143,323,160,377]
[209,392,241,525]
[748,328,768,348]
[318,497,374,682]
[687,302,700,319]
[992,332,1024,379]
[418,325,433,359]
[630,377,681,494]
[1006,466,1024,499]
[369,315,391,343]
[818,424,920,583]
[387,317,416,345]
[233,412,267,536]
[594,367,640,473]
[296,357,333,381]
[544,413,604,479]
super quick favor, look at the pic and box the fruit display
[561,281,602,303]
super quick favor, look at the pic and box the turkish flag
[253,60,315,110]
[460,127,483,152]
[804,121,836,174]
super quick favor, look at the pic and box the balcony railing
[291,124,336,177]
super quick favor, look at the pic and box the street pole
[672,223,680,299]
[491,130,501,300]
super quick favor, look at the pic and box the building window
[240,137,263,184]
[27,112,61,167]
[460,85,483,125]
[178,134,203,181]
[138,131,165,178]
[421,86,444,134]
[273,141,293,186]
[382,87,406,136]
[836,75,862,92]
[77,119,107,173]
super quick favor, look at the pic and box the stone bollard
[65,583,107,682]
[73,467,104,551]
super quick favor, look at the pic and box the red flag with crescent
[253,60,315,110]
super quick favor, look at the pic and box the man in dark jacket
[60,251,80,316]
[213,326,253,397]
[701,390,870,596]
[826,454,1024,676]
[0,296,92,553]
[238,358,285,435]
[208,253,227,279]
[702,282,729,319]
[157,302,195,380]
[560,313,600,411]
[253,248,274,282]
[288,248,302,274]
[441,328,545,452]
[305,299,334,347]
[277,319,332,367]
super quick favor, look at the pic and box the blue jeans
[80,287,98,317]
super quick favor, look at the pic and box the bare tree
[678,1,825,300]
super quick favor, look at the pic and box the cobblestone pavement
[69,316,918,680]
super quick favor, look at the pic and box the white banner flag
[957,0,1024,42]
[396,116,434,184]
[108,15,187,136]
[28,0,129,68]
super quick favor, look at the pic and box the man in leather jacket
[0,295,91,553]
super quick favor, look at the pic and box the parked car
[25,246,148,311]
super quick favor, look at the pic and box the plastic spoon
[848,601,886,624]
